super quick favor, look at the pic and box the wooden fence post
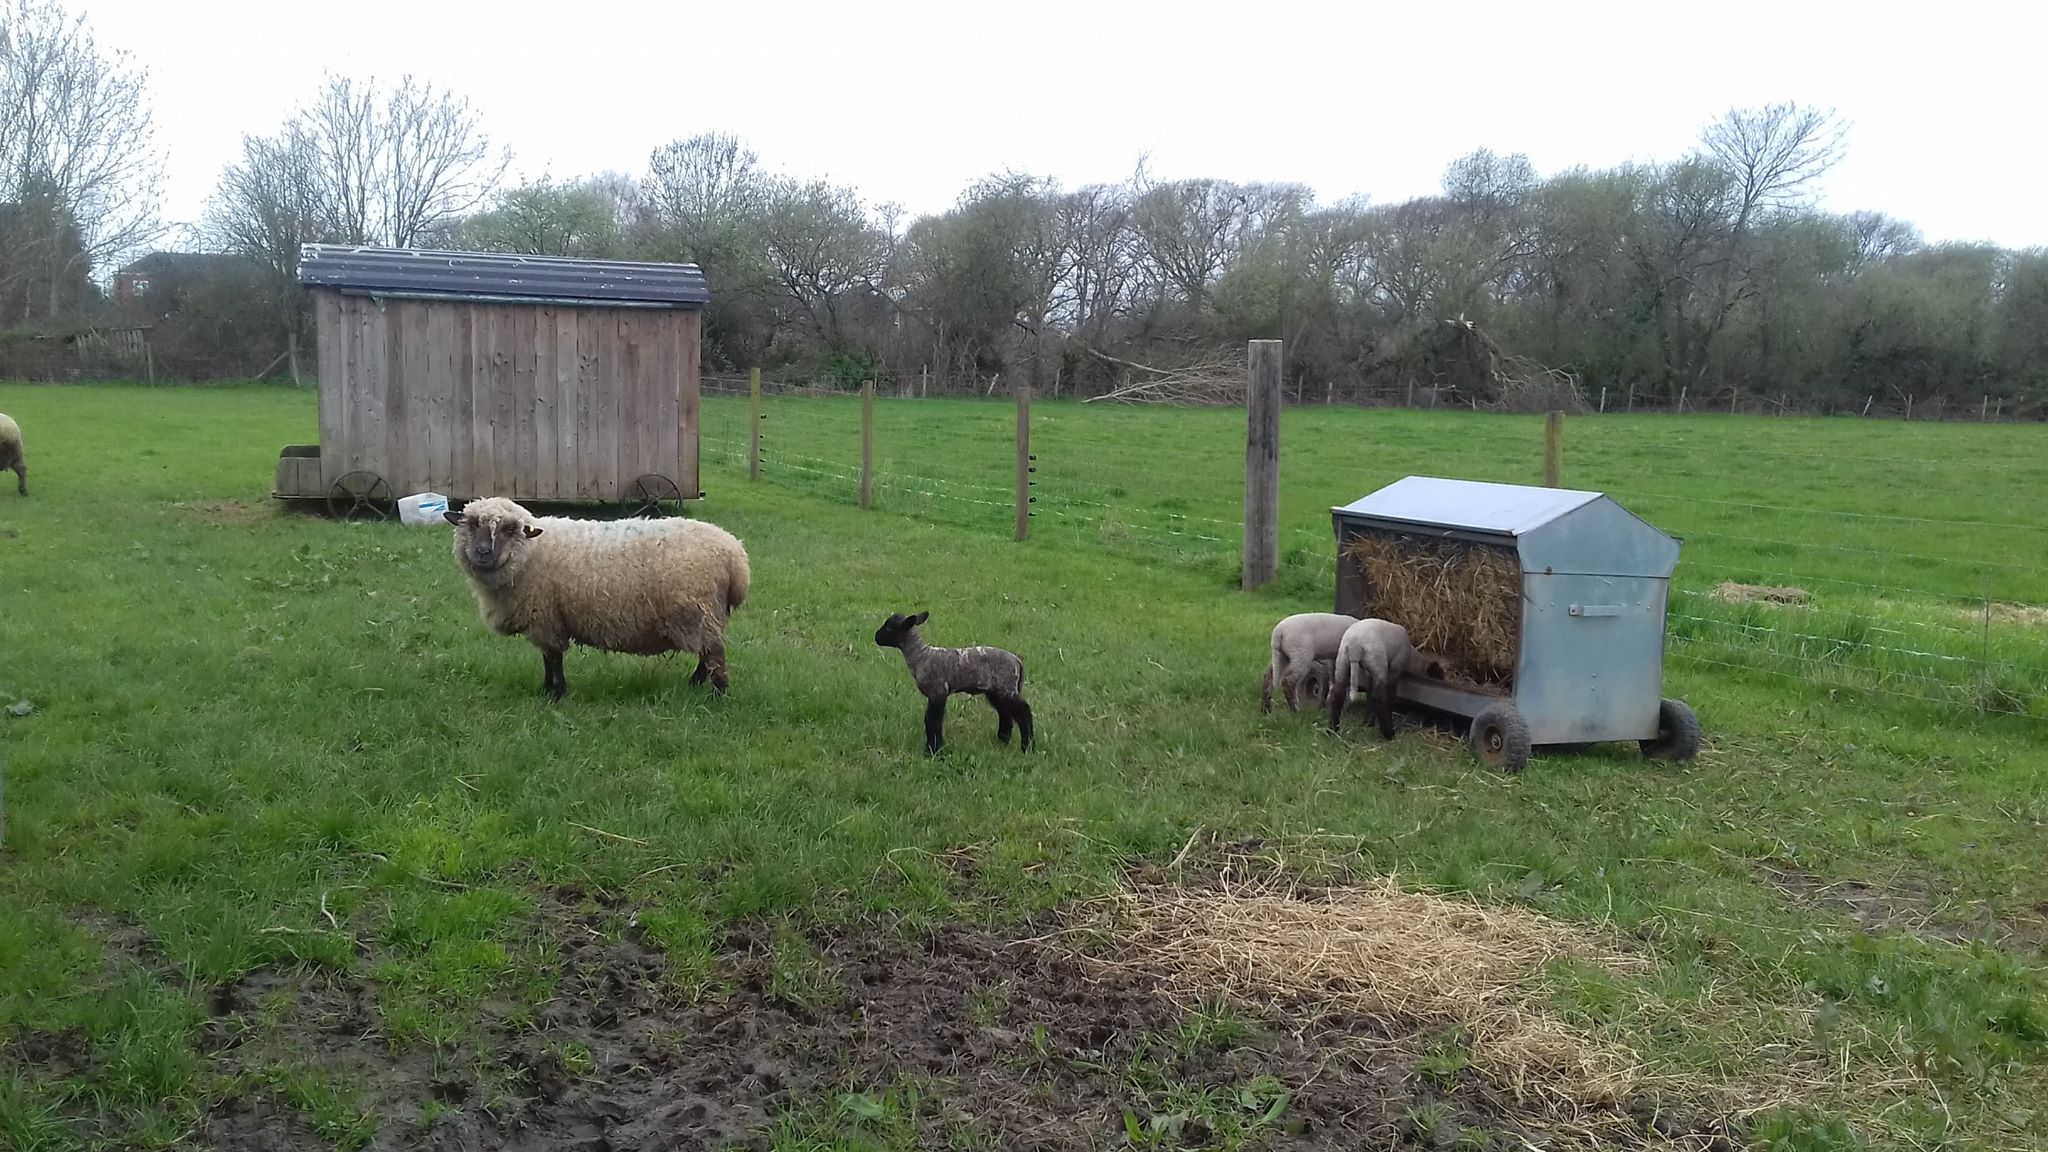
[1677,386,1688,413]
[860,379,874,509]
[1014,380,1032,541]
[1543,410,1564,487]
[1243,339,1282,591]
[748,367,762,480]
[1599,385,1607,414]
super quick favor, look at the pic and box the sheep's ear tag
[523,525,544,539]
[443,510,463,527]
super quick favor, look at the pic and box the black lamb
[874,610,1034,755]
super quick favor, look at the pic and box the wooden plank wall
[315,293,701,501]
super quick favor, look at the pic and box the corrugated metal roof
[296,245,709,307]
[1332,476,1605,536]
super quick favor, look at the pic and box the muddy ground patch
[179,890,1732,1151]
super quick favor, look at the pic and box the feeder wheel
[1298,662,1332,710]
[327,470,393,521]
[1639,698,1701,761]
[1468,702,1532,773]
[624,473,684,518]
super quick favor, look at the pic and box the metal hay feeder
[1332,476,1700,772]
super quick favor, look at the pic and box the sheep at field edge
[446,496,750,700]
[874,610,1033,755]
[0,412,25,495]
[1259,611,1358,713]
[1327,617,1418,739]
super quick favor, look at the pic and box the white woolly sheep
[1259,611,1358,713]
[446,496,751,700]
[1326,617,1418,739]
[0,412,25,496]
[874,610,1033,755]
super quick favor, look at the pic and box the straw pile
[1711,581,1810,605]
[1103,878,1646,1105]
[1344,531,1522,687]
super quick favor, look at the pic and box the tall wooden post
[1014,381,1031,541]
[1543,410,1564,487]
[748,367,762,480]
[1243,340,1282,590]
[859,379,874,509]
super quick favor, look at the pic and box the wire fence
[701,374,2048,725]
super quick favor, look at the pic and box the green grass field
[1,382,2044,1151]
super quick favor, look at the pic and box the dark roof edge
[296,244,709,307]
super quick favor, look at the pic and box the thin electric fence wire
[710,394,2048,720]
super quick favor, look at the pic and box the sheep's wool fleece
[1270,612,1355,665]
[0,413,20,465]
[453,497,750,656]
[906,642,1025,699]
[1336,618,1414,685]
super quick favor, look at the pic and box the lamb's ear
[522,524,544,539]
[443,510,464,527]
[912,611,929,625]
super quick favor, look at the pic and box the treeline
[3,0,2044,414]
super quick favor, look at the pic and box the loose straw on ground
[1099,878,1647,1107]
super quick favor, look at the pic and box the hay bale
[1345,530,1521,687]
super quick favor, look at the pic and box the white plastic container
[398,491,449,526]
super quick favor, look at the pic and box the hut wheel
[1468,702,1532,773]
[327,471,393,521]
[624,473,683,518]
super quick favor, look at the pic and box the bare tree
[198,125,326,378]
[379,76,506,247]
[1701,102,1848,230]
[292,74,507,248]
[0,0,163,320]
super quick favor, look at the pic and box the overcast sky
[67,0,2048,249]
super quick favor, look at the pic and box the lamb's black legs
[1373,683,1397,740]
[924,696,948,756]
[1326,661,1398,740]
[541,649,567,701]
[989,692,1035,750]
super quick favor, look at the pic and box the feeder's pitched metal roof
[296,245,709,308]
[1332,476,1603,536]
[1333,475,1680,579]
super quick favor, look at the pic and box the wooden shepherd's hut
[276,245,708,517]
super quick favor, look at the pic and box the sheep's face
[446,497,543,579]
[873,610,929,649]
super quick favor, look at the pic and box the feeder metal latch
[1569,604,1624,618]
